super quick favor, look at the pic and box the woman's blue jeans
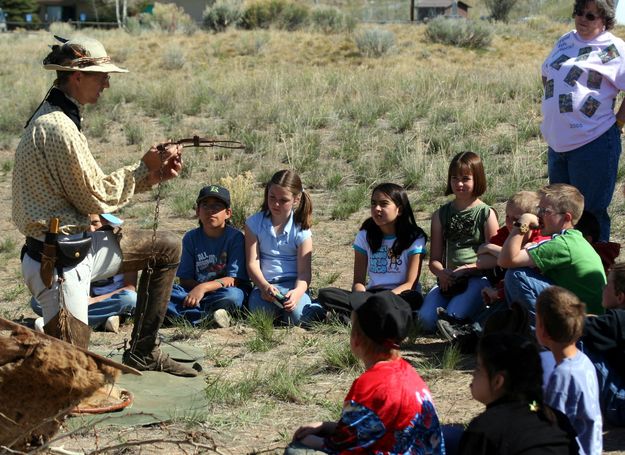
[548,123,621,241]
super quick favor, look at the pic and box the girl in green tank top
[419,151,499,333]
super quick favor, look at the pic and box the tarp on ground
[67,343,208,430]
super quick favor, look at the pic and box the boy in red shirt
[286,292,445,454]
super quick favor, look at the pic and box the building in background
[411,0,470,22]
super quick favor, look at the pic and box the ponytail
[294,189,313,230]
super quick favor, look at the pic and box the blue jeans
[167,283,245,326]
[504,267,552,328]
[548,123,621,241]
[419,276,490,333]
[583,348,625,426]
[30,290,136,330]
[248,279,326,326]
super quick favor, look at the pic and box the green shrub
[310,6,356,34]
[240,0,310,31]
[355,28,395,57]
[203,0,242,32]
[425,17,492,49]
[146,2,198,34]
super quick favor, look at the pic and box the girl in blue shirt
[245,170,325,326]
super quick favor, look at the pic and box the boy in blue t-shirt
[168,185,249,327]
[536,286,602,455]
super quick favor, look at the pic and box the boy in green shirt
[499,183,605,324]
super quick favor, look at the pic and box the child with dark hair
[286,291,444,454]
[459,332,578,455]
[419,151,499,332]
[582,262,625,426]
[536,286,602,455]
[168,185,249,328]
[319,183,427,318]
[245,170,325,326]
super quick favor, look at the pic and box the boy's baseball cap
[196,185,230,208]
[349,291,412,348]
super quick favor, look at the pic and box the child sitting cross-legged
[167,185,249,328]
[285,291,445,454]
[536,286,603,455]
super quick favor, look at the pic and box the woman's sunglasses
[573,10,601,21]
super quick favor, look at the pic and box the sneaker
[437,319,462,342]
[122,346,199,377]
[104,316,120,333]
[212,309,231,329]
[436,307,471,325]
[436,319,479,353]
[34,317,44,333]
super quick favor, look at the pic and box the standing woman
[541,0,625,241]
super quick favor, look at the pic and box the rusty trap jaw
[156,135,246,151]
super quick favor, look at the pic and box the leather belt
[22,237,45,262]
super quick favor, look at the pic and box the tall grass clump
[240,0,310,30]
[331,184,369,220]
[310,6,356,34]
[205,371,260,406]
[246,309,279,352]
[220,171,258,228]
[426,17,492,49]
[162,43,186,69]
[203,0,243,32]
[265,363,309,403]
[322,340,360,373]
[355,28,395,57]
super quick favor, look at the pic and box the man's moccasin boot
[123,347,198,378]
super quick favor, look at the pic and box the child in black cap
[167,185,249,328]
[286,291,445,454]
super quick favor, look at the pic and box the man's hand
[143,142,183,185]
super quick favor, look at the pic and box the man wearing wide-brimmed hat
[12,36,197,377]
